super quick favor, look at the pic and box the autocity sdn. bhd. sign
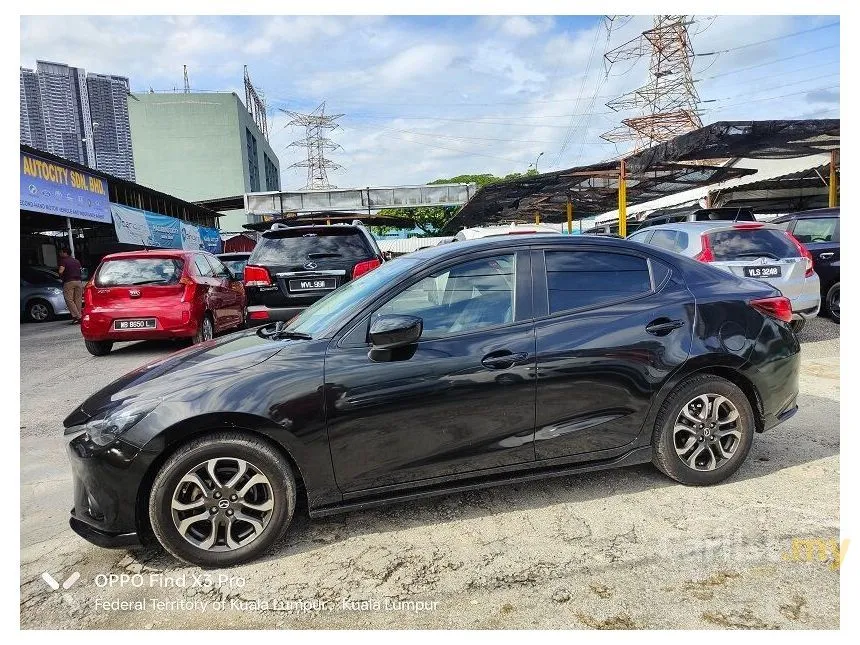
[20,151,112,224]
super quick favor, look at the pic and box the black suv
[771,207,840,322]
[244,222,384,323]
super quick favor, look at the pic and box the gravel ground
[20,316,840,629]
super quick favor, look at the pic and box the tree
[377,169,538,234]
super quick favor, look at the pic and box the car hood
[64,329,291,426]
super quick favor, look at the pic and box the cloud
[806,88,839,104]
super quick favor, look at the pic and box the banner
[111,204,221,254]
[20,151,111,223]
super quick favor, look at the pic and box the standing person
[58,247,83,324]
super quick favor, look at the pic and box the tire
[825,282,840,323]
[25,299,54,323]
[652,374,755,486]
[148,432,296,567]
[192,314,214,344]
[789,318,806,335]
[84,339,113,356]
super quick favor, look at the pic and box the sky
[20,14,840,192]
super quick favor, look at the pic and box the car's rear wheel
[652,375,755,486]
[26,299,54,323]
[84,339,113,356]
[825,282,839,323]
[789,318,806,335]
[193,314,214,344]
[148,432,296,567]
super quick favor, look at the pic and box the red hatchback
[81,250,246,356]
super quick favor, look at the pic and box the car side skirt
[308,445,653,518]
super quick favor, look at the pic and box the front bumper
[66,431,156,547]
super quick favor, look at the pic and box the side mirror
[369,315,422,350]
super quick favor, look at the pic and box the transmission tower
[183,65,190,93]
[601,15,702,149]
[244,65,269,141]
[282,102,344,189]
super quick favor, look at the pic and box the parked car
[634,207,757,231]
[21,266,68,322]
[217,252,252,281]
[771,208,839,322]
[453,222,562,240]
[243,222,384,324]
[628,221,820,334]
[65,234,800,566]
[81,249,246,356]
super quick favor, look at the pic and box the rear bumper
[246,304,306,324]
[81,306,199,341]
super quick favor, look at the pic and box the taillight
[83,282,94,308]
[694,234,714,262]
[179,276,196,303]
[785,232,815,277]
[244,265,272,287]
[749,296,793,323]
[353,258,381,279]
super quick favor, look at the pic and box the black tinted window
[708,229,799,261]
[251,230,371,265]
[95,259,184,286]
[22,268,60,285]
[545,251,651,314]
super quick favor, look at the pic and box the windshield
[95,258,184,287]
[286,257,417,337]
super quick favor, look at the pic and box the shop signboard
[111,204,221,254]
[20,151,111,223]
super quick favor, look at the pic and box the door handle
[645,319,685,336]
[481,351,529,369]
[819,252,834,260]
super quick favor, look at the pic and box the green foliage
[378,169,538,234]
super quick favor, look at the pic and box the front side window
[791,217,839,244]
[374,255,516,339]
[545,250,651,315]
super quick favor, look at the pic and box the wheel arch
[134,412,310,542]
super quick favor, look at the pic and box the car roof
[100,249,197,261]
[772,207,840,222]
[631,221,780,235]
[217,252,251,257]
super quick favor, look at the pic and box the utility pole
[281,102,344,189]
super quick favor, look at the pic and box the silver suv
[629,221,820,333]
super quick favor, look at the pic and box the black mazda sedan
[64,235,801,566]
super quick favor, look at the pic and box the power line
[701,44,839,80]
[695,20,839,56]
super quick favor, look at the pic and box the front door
[324,250,537,494]
[531,247,694,461]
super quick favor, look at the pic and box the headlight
[83,400,160,447]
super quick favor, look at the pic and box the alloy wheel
[170,458,275,552]
[30,303,49,321]
[673,393,742,471]
[202,317,213,341]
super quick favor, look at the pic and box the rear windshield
[250,230,372,265]
[95,258,184,287]
[707,229,799,261]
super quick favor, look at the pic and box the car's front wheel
[825,282,839,323]
[148,432,296,567]
[26,299,54,323]
[652,375,755,486]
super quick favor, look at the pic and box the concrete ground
[20,317,840,629]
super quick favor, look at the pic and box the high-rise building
[128,92,280,231]
[19,61,135,181]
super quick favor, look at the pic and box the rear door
[206,254,244,329]
[532,245,694,461]
[705,226,808,300]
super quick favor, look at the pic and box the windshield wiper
[256,321,312,341]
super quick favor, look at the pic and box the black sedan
[64,235,801,566]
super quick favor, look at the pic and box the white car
[454,222,562,241]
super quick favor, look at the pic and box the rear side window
[251,230,372,265]
[650,230,678,251]
[545,251,652,314]
[707,229,799,261]
[194,255,215,277]
[791,218,839,244]
[95,258,184,287]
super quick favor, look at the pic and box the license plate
[114,318,156,330]
[289,278,336,292]
[744,265,782,278]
